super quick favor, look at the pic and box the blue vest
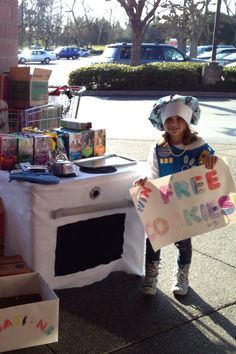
[156,143,215,177]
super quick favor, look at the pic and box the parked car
[197,47,236,60]
[220,52,236,66]
[195,44,234,57]
[79,48,91,57]
[18,49,57,64]
[54,47,80,60]
[90,42,205,65]
[225,60,236,67]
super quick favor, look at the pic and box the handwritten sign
[130,158,236,252]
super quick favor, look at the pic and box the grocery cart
[8,85,86,133]
[48,85,86,120]
[8,103,63,133]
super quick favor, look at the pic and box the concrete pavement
[6,139,236,354]
[5,91,236,353]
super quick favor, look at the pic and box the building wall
[0,0,18,73]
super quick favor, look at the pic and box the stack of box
[59,127,106,161]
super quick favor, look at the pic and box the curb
[84,90,236,98]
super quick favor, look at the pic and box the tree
[18,0,63,49]
[162,0,213,58]
[108,0,163,65]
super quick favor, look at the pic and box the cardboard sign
[130,158,236,251]
[0,272,58,352]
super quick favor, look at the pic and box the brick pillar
[0,0,18,73]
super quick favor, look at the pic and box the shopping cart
[48,85,86,120]
[8,103,63,133]
[8,86,86,133]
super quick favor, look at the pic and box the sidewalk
[7,141,236,354]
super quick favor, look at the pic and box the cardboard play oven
[9,67,52,108]
[0,272,59,352]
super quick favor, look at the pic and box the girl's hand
[133,177,147,187]
[204,155,218,169]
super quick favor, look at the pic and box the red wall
[0,0,18,73]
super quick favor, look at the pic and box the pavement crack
[193,248,236,269]
[104,301,236,354]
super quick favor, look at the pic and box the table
[0,163,145,289]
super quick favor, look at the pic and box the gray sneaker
[171,264,190,296]
[143,261,160,295]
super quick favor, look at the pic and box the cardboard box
[17,135,34,163]
[82,130,94,158]
[0,255,31,276]
[63,131,83,161]
[0,134,17,170]
[0,98,8,134]
[9,67,52,108]
[33,134,51,165]
[0,272,59,352]
[93,129,106,156]
[60,119,92,131]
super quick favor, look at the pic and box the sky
[63,0,127,25]
[63,0,236,23]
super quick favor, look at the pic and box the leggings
[146,237,192,267]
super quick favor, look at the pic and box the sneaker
[171,264,190,296]
[143,261,160,295]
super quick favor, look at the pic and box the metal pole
[211,0,222,61]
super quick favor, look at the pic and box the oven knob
[90,186,101,199]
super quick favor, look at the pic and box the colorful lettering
[200,204,209,221]
[145,221,157,241]
[218,195,235,215]
[137,186,152,212]
[44,325,55,336]
[190,175,206,195]
[174,181,191,199]
[36,320,48,332]
[139,186,152,199]
[183,207,202,225]
[13,316,21,326]
[206,200,221,219]
[3,319,13,330]
[153,217,169,236]
[159,184,173,204]
[22,316,28,326]
[205,170,221,190]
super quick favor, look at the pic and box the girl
[134,95,217,296]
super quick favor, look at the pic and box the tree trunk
[130,22,143,66]
[190,36,198,58]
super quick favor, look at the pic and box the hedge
[68,62,236,92]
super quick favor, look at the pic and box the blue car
[55,47,80,60]
[91,42,205,65]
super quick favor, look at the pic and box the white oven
[0,163,145,289]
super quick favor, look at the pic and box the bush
[68,62,236,92]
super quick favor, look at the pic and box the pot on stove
[52,153,76,176]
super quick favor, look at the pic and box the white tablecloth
[0,164,145,289]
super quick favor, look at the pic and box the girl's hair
[159,124,198,147]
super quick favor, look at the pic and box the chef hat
[149,94,201,131]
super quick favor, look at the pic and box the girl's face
[163,116,187,139]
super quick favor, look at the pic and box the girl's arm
[133,145,159,186]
